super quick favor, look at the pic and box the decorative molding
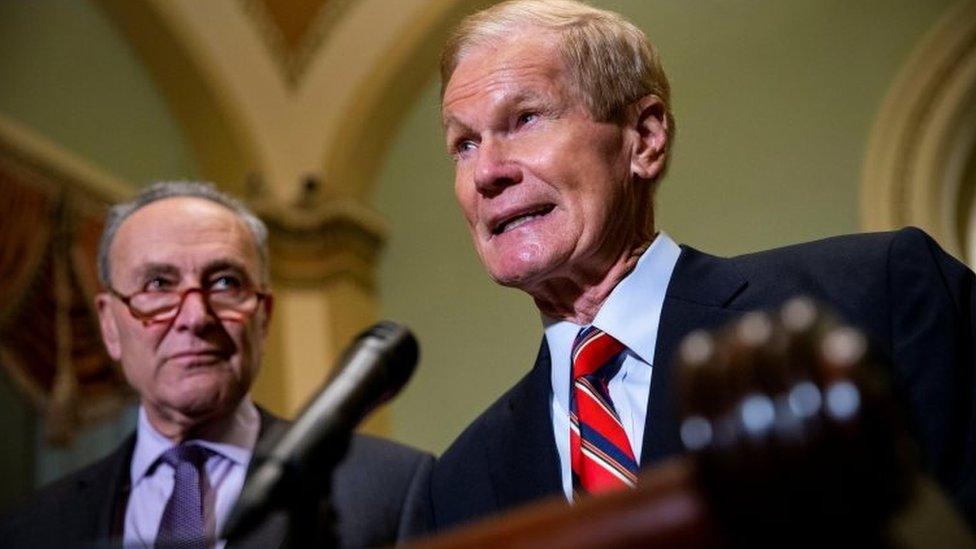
[321,0,489,199]
[238,0,357,87]
[0,145,134,443]
[0,113,134,203]
[0,155,55,331]
[860,0,976,263]
[255,193,388,289]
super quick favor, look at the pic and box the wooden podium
[418,459,720,548]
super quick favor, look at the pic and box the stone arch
[93,0,259,196]
[861,0,976,265]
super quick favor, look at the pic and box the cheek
[119,360,147,392]
[117,324,162,367]
[454,177,477,224]
[229,322,263,375]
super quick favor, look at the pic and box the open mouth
[491,204,555,236]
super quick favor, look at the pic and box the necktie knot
[572,326,626,380]
[160,444,211,470]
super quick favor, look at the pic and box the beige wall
[373,0,957,454]
[0,0,197,183]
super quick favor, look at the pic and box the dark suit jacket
[429,227,976,531]
[0,408,434,548]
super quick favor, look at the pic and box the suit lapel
[57,433,135,544]
[641,246,747,466]
[488,339,563,508]
[228,407,290,549]
[248,407,288,475]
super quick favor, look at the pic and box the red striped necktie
[570,326,639,497]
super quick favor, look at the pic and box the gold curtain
[0,154,132,444]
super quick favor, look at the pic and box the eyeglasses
[107,286,269,324]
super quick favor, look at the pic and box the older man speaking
[1,182,432,548]
[430,0,976,531]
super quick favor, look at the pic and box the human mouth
[167,350,226,366]
[490,204,555,236]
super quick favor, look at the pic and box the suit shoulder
[0,440,130,545]
[716,230,920,298]
[727,227,963,285]
[334,433,432,492]
[731,230,902,270]
[331,435,433,547]
[5,439,126,513]
[344,433,433,469]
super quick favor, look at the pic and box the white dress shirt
[124,398,260,548]
[544,232,682,500]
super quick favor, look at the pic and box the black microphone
[222,321,419,541]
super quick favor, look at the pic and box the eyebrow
[129,259,255,285]
[133,263,179,282]
[442,114,467,133]
[201,259,254,283]
[443,89,557,130]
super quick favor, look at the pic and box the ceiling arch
[861,0,976,264]
[94,0,484,206]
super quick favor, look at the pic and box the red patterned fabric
[0,155,131,444]
[569,327,639,496]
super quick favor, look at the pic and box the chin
[486,248,561,287]
[172,380,240,417]
[174,392,226,417]
[482,237,568,286]
[487,263,550,291]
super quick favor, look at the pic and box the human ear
[259,292,274,333]
[630,95,669,181]
[95,293,122,361]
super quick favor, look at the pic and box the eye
[143,276,174,292]
[452,138,478,159]
[210,274,245,292]
[516,111,539,127]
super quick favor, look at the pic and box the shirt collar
[130,397,260,485]
[591,232,681,365]
[544,232,682,406]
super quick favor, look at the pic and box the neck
[145,398,248,444]
[531,235,653,325]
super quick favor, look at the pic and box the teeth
[495,206,554,235]
[501,213,542,233]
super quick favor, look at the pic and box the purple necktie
[156,444,211,549]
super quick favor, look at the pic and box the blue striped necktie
[570,326,639,496]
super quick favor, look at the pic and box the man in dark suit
[0,181,432,548]
[432,0,975,532]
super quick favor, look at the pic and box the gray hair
[441,0,674,156]
[98,181,270,287]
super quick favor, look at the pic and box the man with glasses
[1,182,432,548]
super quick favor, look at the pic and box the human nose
[171,288,217,331]
[473,137,522,197]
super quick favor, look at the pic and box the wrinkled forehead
[110,197,261,280]
[443,32,575,121]
[448,25,568,85]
